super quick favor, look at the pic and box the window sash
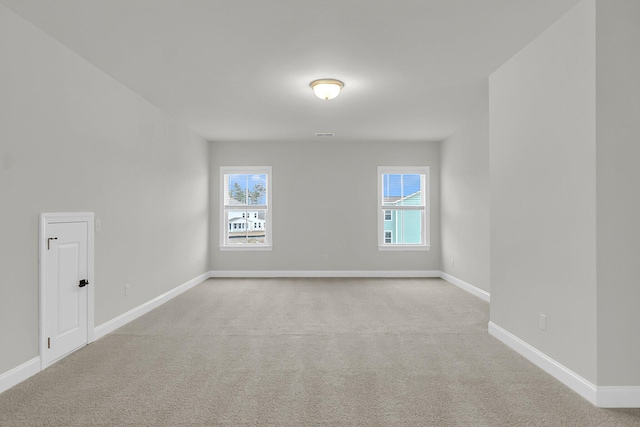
[224,209,268,245]
[224,173,268,206]
[381,209,425,245]
[381,173,425,207]
[224,204,267,210]
[379,205,424,211]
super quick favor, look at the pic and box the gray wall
[595,0,640,386]
[440,114,490,292]
[489,0,597,383]
[0,5,209,375]
[210,140,440,272]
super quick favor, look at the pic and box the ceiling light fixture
[310,79,344,100]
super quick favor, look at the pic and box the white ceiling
[1,0,581,143]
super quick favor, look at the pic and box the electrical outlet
[451,259,455,268]
[539,313,546,331]
[95,219,101,232]
[125,284,130,297]
[324,254,329,262]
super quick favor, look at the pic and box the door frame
[39,212,95,369]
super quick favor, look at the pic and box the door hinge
[47,337,50,349]
[47,237,58,250]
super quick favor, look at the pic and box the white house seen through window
[220,167,272,250]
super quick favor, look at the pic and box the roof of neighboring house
[229,217,255,223]
[383,190,421,205]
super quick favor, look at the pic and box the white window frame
[220,166,272,251]
[378,166,430,251]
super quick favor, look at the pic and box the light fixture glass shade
[310,79,344,100]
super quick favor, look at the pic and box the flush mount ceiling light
[310,79,344,100]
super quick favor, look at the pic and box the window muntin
[220,167,272,250]
[378,166,430,250]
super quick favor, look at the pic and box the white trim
[1,272,210,395]
[488,321,598,406]
[378,166,430,174]
[377,166,430,249]
[489,321,640,407]
[0,357,40,395]
[206,270,488,305]
[39,212,94,370]
[220,166,272,250]
[439,272,490,302]
[94,272,210,340]
[219,245,272,251]
[6,271,639,407]
[597,387,640,408]
[378,245,431,251]
[208,270,441,278]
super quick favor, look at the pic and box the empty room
[1,0,639,425]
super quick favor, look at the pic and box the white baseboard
[490,321,640,407]
[1,272,210,396]
[597,386,640,408]
[94,271,211,340]
[439,272,490,302]
[208,270,490,303]
[489,322,601,405]
[3,275,639,408]
[0,357,40,395]
[209,270,441,278]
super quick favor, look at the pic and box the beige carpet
[1,278,639,426]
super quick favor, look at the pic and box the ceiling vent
[315,133,334,137]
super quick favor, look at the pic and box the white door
[41,215,93,366]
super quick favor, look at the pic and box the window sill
[378,245,431,251]
[219,245,272,252]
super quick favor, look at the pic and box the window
[220,166,272,250]
[378,166,430,250]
